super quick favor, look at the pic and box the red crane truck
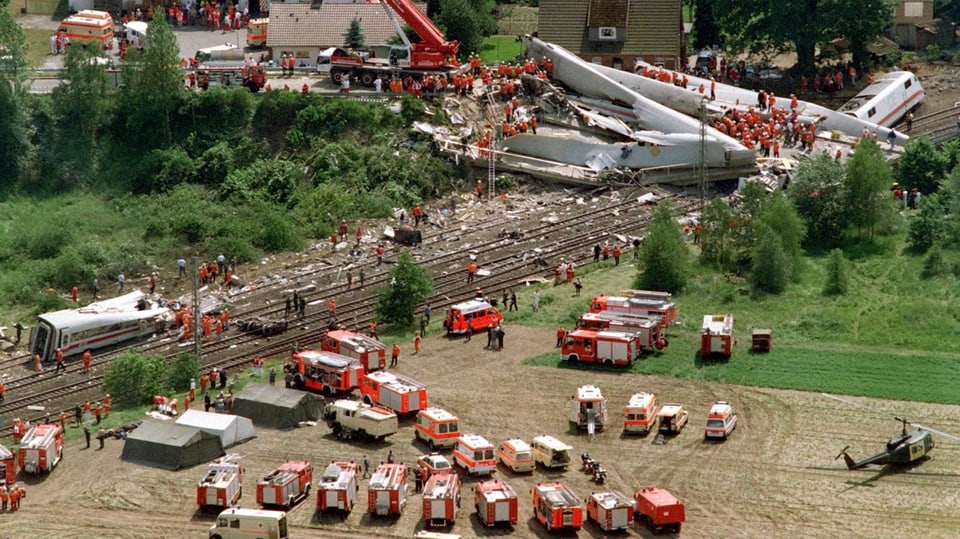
[316,461,360,514]
[256,460,313,509]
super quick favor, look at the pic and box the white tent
[175,410,256,448]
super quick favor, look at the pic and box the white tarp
[175,409,256,448]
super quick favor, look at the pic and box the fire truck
[452,434,496,476]
[576,311,668,351]
[18,423,64,474]
[532,482,584,532]
[1,444,17,485]
[316,461,360,514]
[196,62,267,93]
[474,479,518,527]
[256,461,313,509]
[323,399,398,441]
[590,294,678,328]
[360,370,428,414]
[197,454,244,511]
[290,349,364,396]
[368,462,408,516]
[443,300,503,335]
[561,328,639,366]
[701,313,734,357]
[635,487,685,533]
[421,472,461,527]
[586,491,635,531]
[623,392,659,435]
[321,329,387,372]
[316,0,461,86]
[569,385,608,433]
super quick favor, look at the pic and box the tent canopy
[121,421,224,471]
[232,383,325,429]
[175,409,256,448]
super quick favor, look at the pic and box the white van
[530,435,573,469]
[497,438,535,473]
[209,508,289,539]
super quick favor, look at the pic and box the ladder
[484,90,500,201]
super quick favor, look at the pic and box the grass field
[479,35,525,65]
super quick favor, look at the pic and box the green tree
[166,352,200,392]
[750,224,790,295]
[693,0,720,50]
[102,349,167,406]
[438,0,496,56]
[907,193,946,254]
[844,138,893,239]
[375,251,434,325]
[898,136,948,194]
[343,17,365,49]
[698,197,736,269]
[824,0,894,70]
[822,248,849,296]
[921,244,945,279]
[0,7,30,193]
[789,153,846,251]
[0,6,31,90]
[758,193,806,279]
[51,46,111,185]
[220,159,304,207]
[635,202,688,294]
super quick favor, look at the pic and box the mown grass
[515,237,960,405]
[480,35,525,65]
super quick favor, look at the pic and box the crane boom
[381,0,459,58]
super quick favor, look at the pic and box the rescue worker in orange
[413,332,421,354]
[328,299,337,324]
[467,261,478,283]
[34,352,43,373]
[94,401,103,424]
[370,320,378,339]
[355,226,362,246]
[556,327,566,347]
[55,347,65,374]
[71,285,79,303]
[613,245,622,265]
[413,205,423,227]
[475,180,483,200]
[0,380,5,402]
[390,343,400,367]
[1,485,8,512]
[103,393,111,417]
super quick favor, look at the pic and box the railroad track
[0,190,696,435]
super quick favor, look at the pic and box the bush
[166,352,200,392]
[921,245,945,279]
[375,252,434,326]
[101,349,167,406]
[220,159,303,207]
[822,249,849,296]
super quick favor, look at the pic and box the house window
[903,2,924,17]
[599,27,616,40]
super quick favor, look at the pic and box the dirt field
[4,325,960,538]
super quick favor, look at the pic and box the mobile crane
[317,0,461,86]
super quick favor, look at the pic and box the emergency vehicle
[704,400,738,440]
[368,462,408,516]
[561,328,639,366]
[496,438,535,473]
[443,300,503,335]
[58,10,114,50]
[414,407,461,450]
[474,479,518,527]
[323,399,398,441]
[576,311,668,351]
[590,294,677,328]
[532,482,584,532]
[701,313,734,357]
[360,370,428,414]
[634,487,685,533]
[421,472,462,527]
[17,423,63,474]
[657,404,689,434]
[530,435,573,469]
[246,18,268,48]
[623,392,659,435]
[210,508,289,539]
[569,385,608,433]
[321,329,387,372]
[586,491,635,531]
[198,454,244,511]
[316,461,360,514]
[417,453,454,481]
[196,62,267,93]
[0,444,14,486]
[452,434,496,476]
[290,349,363,395]
[256,460,313,509]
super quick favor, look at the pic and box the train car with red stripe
[838,71,924,128]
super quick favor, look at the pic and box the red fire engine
[256,460,313,509]
[586,490,635,531]
[197,454,244,511]
[360,370,428,414]
[532,482,584,532]
[590,294,678,328]
[291,349,364,395]
[195,63,267,93]
[1,444,17,485]
[474,479,518,527]
[321,329,387,372]
[18,423,64,474]
[701,313,734,357]
[368,462,408,516]
[316,461,360,514]
[561,328,639,366]
[443,300,503,335]
[635,486,685,533]
[422,472,461,527]
[577,311,668,351]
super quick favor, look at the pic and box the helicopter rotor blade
[911,423,960,442]
[821,393,887,415]
[834,445,850,460]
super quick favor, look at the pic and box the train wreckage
[415,36,920,188]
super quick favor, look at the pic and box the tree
[635,202,688,294]
[692,0,720,50]
[750,224,790,295]
[758,193,806,279]
[343,17,365,49]
[166,352,200,392]
[898,136,948,194]
[822,248,849,296]
[0,5,31,91]
[102,349,167,406]
[825,0,894,70]
[375,251,434,326]
[437,0,496,57]
[907,193,946,254]
[921,244,945,279]
[0,7,30,192]
[52,46,111,185]
[698,197,736,270]
[789,153,846,251]
[844,138,893,239]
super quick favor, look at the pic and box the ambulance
[246,18,268,48]
[704,400,738,439]
[414,408,461,450]
[569,384,608,432]
[58,10,115,50]
[209,508,289,539]
[474,479,518,527]
[530,435,573,469]
[623,392,659,435]
[496,438,535,473]
[443,300,503,335]
[452,434,496,476]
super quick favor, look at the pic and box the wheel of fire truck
[332,424,343,437]
[603,358,614,366]
[363,395,374,405]
[655,338,667,350]
[211,535,223,539]
[330,69,349,84]
[359,72,376,87]
[566,354,578,362]
[246,80,260,93]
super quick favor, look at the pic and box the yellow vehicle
[496,438,535,473]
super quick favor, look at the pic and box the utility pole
[698,98,707,216]
[193,256,201,362]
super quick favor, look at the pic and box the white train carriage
[29,291,172,363]
[838,71,924,128]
